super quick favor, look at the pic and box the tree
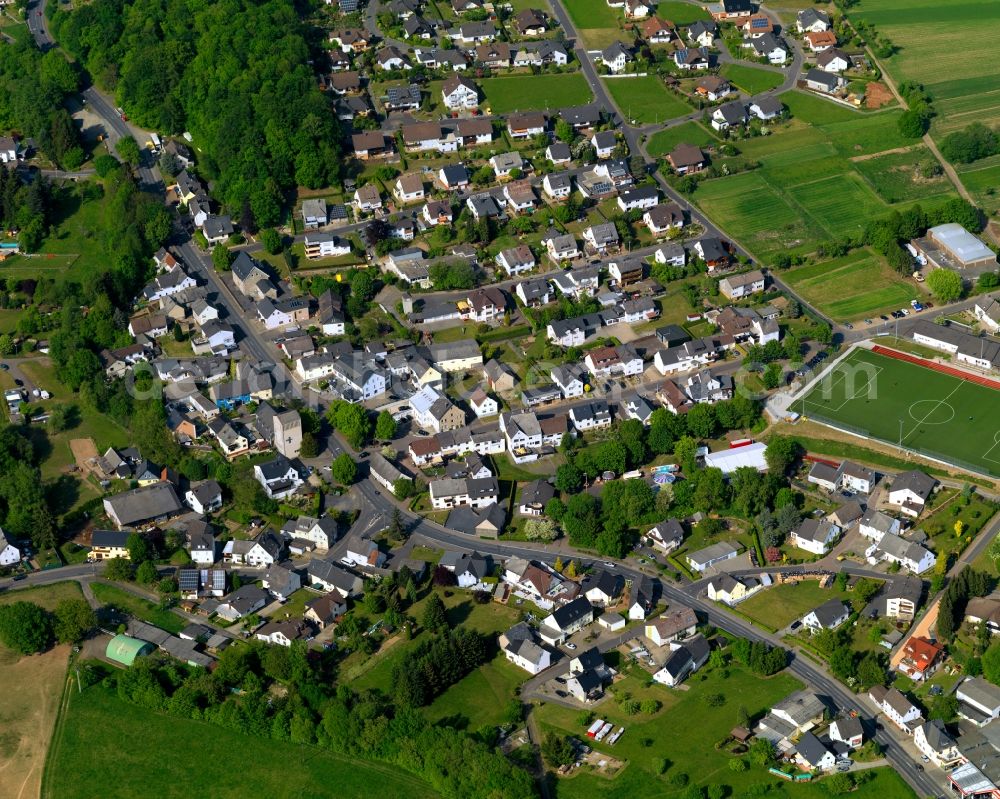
[393,478,414,499]
[814,323,833,346]
[983,641,1000,686]
[375,411,397,442]
[555,119,575,144]
[765,436,801,475]
[327,401,371,449]
[0,601,53,654]
[927,268,964,302]
[331,453,357,485]
[897,108,929,138]
[299,432,319,459]
[422,593,448,633]
[555,463,583,493]
[260,228,282,255]
[136,560,158,585]
[541,732,575,766]
[115,136,141,165]
[53,599,97,644]
[686,404,717,439]
[127,532,153,564]
[212,243,233,271]
[524,518,558,541]
[826,773,854,795]
[103,557,134,582]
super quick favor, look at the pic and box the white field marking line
[900,379,965,448]
[802,361,884,414]
[982,430,1000,465]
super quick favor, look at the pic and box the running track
[871,345,1000,390]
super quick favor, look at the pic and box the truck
[594,722,613,742]
[586,719,604,738]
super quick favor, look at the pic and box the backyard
[646,121,718,157]
[42,684,439,799]
[90,582,188,635]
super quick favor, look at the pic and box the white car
[565,642,577,650]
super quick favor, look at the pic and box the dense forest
[51,0,344,227]
[0,38,83,167]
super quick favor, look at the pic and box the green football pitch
[797,348,1000,476]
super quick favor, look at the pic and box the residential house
[253,454,303,500]
[518,479,555,516]
[644,605,698,646]
[797,8,831,33]
[868,685,923,733]
[601,41,632,73]
[887,470,936,517]
[913,720,962,768]
[497,245,535,276]
[103,483,183,529]
[469,388,498,419]
[817,48,851,73]
[543,172,573,200]
[749,95,784,120]
[802,598,850,631]
[858,508,900,542]
[441,75,479,109]
[500,624,551,674]
[867,534,935,573]
[719,270,765,299]
[667,143,706,175]
[508,112,546,139]
[281,516,338,552]
[628,574,656,620]
[583,222,619,253]
[897,636,945,682]
[711,100,749,131]
[794,733,836,773]
[304,591,348,629]
[429,476,500,510]
[757,691,826,744]
[88,530,131,561]
[694,237,731,270]
[829,716,865,750]
[748,33,788,64]
[570,400,613,432]
[687,20,717,47]
[956,677,1000,727]
[591,130,618,159]
[539,596,594,645]
[344,540,387,570]
[581,569,625,607]
[642,17,674,44]
[215,585,268,622]
[804,67,845,93]
[789,518,840,556]
[262,565,302,602]
[674,47,710,70]
[185,480,223,515]
[646,520,685,554]
[308,560,363,596]
[653,634,711,687]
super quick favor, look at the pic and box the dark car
[14,378,23,386]
[0,364,7,371]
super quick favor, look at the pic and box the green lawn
[654,1,711,24]
[647,121,718,157]
[798,348,1000,476]
[782,90,863,125]
[782,250,920,322]
[90,582,187,635]
[538,663,806,797]
[720,63,784,95]
[563,0,618,28]
[43,685,439,799]
[482,73,593,113]
[737,580,854,631]
[604,77,691,124]
[920,492,998,563]
[264,588,317,620]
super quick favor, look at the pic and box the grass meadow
[43,685,439,799]
[605,77,692,124]
[781,250,920,321]
[482,73,592,113]
[720,63,784,95]
[646,121,718,157]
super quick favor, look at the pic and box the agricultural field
[781,250,920,322]
[797,348,1000,476]
[646,121,718,157]
[653,1,711,25]
[956,155,1000,215]
[736,580,854,631]
[43,684,439,799]
[604,77,691,124]
[851,0,1000,136]
[720,63,784,95]
[482,73,592,113]
[691,96,955,260]
[854,147,954,203]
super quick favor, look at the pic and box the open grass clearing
[654,1,711,25]
[43,684,438,799]
[782,250,920,322]
[482,73,592,113]
[798,348,1000,476]
[720,63,784,95]
[563,0,619,29]
[782,90,863,125]
[604,77,691,124]
[785,173,888,240]
[425,655,525,729]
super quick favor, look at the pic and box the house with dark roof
[539,596,594,644]
[581,569,625,606]
[802,598,850,631]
